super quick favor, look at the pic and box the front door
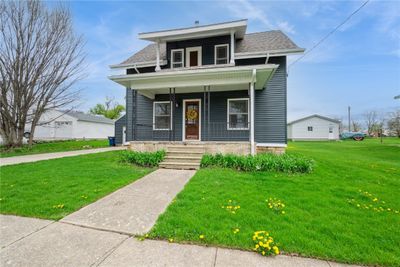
[184,100,200,141]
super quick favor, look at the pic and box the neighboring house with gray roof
[288,115,340,141]
[109,19,304,154]
[25,109,114,140]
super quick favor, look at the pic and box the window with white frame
[227,98,249,130]
[153,101,172,130]
[307,126,313,131]
[215,44,229,65]
[171,49,184,68]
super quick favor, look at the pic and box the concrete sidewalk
[61,169,196,235]
[0,146,126,166]
[0,215,360,267]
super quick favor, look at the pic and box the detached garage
[288,114,340,141]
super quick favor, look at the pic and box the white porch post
[230,30,235,64]
[250,69,256,155]
[155,41,161,72]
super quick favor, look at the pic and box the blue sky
[61,0,399,122]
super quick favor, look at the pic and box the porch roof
[108,64,278,99]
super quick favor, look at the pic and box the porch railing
[133,122,249,141]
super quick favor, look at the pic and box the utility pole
[348,106,351,132]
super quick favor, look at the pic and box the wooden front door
[184,100,200,140]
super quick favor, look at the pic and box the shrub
[201,153,314,173]
[120,150,165,167]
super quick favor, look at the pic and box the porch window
[227,98,249,130]
[215,44,229,65]
[171,49,184,68]
[153,101,172,130]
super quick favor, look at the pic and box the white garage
[287,114,340,141]
[26,109,115,140]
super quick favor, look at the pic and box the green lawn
[149,138,400,266]
[0,139,109,158]
[0,151,152,220]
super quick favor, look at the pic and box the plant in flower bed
[267,197,286,214]
[120,150,165,167]
[348,189,400,214]
[221,199,241,214]
[201,152,314,173]
[252,231,280,256]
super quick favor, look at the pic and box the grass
[149,138,400,266]
[0,151,153,220]
[0,139,109,158]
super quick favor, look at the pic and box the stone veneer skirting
[129,141,286,155]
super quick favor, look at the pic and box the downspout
[250,69,256,155]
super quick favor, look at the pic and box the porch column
[230,30,235,64]
[155,41,161,72]
[250,69,256,155]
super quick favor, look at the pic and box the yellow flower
[373,198,378,202]
[262,251,266,256]
[259,241,263,246]
[255,244,259,249]
[199,234,205,239]
[281,211,285,214]
[168,238,174,243]
[273,246,280,254]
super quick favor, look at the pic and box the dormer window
[215,44,229,65]
[171,49,184,68]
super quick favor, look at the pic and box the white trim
[227,98,250,130]
[250,69,256,155]
[256,143,287,148]
[230,30,235,64]
[182,99,202,141]
[110,60,168,69]
[153,101,173,130]
[155,42,161,71]
[185,46,202,67]
[138,19,247,41]
[235,48,305,59]
[170,49,184,69]
[215,44,229,65]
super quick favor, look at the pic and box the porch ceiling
[109,64,278,99]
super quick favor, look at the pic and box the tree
[387,110,400,137]
[352,120,362,132]
[0,1,85,147]
[363,110,378,136]
[89,97,125,120]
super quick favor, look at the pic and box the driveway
[0,146,126,166]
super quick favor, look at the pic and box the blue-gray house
[109,19,304,156]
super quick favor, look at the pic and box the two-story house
[109,19,304,163]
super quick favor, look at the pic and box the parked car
[340,132,366,141]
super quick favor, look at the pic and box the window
[55,121,72,126]
[215,44,229,65]
[329,126,333,133]
[153,101,172,130]
[307,126,313,131]
[227,98,249,130]
[171,49,184,68]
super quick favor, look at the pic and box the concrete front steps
[159,145,204,170]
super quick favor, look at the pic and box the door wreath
[186,109,198,120]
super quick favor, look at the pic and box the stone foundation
[129,141,250,155]
[129,141,286,155]
[256,145,286,155]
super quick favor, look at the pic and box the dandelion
[199,234,205,239]
[168,238,174,243]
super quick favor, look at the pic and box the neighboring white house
[26,110,115,140]
[287,115,340,141]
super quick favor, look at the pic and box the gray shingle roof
[288,115,341,125]
[117,30,303,66]
[67,111,115,125]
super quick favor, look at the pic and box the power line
[289,0,370,69]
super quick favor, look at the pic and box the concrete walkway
[0,146,126,166]
[61,169,196,235]
[0,215,360,267]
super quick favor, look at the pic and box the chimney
[194,20,199,26]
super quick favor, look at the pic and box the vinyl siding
[114,115,126,145]
[288,117,340,140]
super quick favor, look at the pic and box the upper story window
[215,44,229,65]
[171,49,184,68]
[153,101,172,130]
[227,98,249,130]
